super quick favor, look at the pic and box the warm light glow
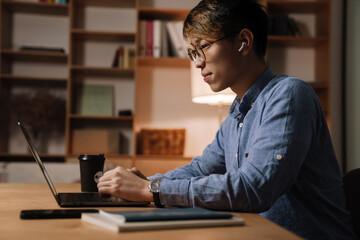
[192,94,236,105]
[190,63,236,106]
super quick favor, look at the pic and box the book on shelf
[174,21,188,57]
[76,84,114,116]
[160,20,169,58]
[139,20,147,56]
[123,48,135,69]
[146,20,154,57]
[112,46,123,68]
[81,207,245,232]
[139,19,187,58]
[287,17,301,37]
[152,20,162,58]
[112,46,135,69]
[165,21,187,58]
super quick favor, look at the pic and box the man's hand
[97,166,153,202]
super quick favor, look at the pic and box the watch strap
[152,192,164,208]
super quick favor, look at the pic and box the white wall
[345,0,360,171]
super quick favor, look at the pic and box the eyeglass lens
[188,47,205,63]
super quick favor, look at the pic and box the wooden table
[0,183,301,240]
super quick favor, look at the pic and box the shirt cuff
[159,179,191,207]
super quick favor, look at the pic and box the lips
[202,72,212,82]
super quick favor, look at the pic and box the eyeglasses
[187,32,238,65]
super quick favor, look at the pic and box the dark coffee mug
[78,154,105,192]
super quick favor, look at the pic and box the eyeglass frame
[187,31,239,64]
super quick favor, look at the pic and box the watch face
[150,178,161,193]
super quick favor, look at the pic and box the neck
[231,57,268,100]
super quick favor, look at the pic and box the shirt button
[276,154,283,160]
[235,152,238,158]
[239,123,243,128]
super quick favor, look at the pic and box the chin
[209,84,226,93]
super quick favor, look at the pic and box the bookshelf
[265,0,331,124]
[0,0,332,173]
[0,0,69,159]
[67,0,137,160]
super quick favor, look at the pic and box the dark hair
[183,0,268,58]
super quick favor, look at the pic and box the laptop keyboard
[57,192,149,206]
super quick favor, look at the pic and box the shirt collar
[229,68,276,119]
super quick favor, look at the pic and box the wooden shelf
[69,114,133,121]
[1,49,68,62]
[0,152,65,162]
[0,151,192,163]
[1,74,67,82]
[137,57,190,68]
[268,36,328,47]
[138,8,189,20]
[71,65,134,76]
[72,29,136,42]
[73,0,136,8]
[1,0,68,15]
[0,74,67,87]
[308,81,328,90]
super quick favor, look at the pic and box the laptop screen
[18,122,61,205]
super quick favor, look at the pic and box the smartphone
[20,209,99,219]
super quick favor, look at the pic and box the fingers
[96,165,150,201]
[98,186,113,198]
[98,179,120,197]
[99,166,123,182]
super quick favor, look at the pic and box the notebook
[81,207,245,232]
[18,121,149,207]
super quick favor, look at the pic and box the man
[98,0,356,238]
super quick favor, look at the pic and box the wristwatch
[149,178,164,208]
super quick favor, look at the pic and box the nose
[195,55,205,68]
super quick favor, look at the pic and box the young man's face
[188,36,245,93]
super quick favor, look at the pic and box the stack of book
[81,207,245,232]
[139,20,188,58]
[268,15,301,37]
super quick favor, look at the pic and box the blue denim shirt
[150,68,356,239]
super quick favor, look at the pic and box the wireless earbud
[238,42,246,52]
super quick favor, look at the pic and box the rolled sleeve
[159,179,191,207]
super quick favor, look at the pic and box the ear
[236,29,254,56]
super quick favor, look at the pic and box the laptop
[18,121,149,207]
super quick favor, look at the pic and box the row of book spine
[139,20,188,58]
